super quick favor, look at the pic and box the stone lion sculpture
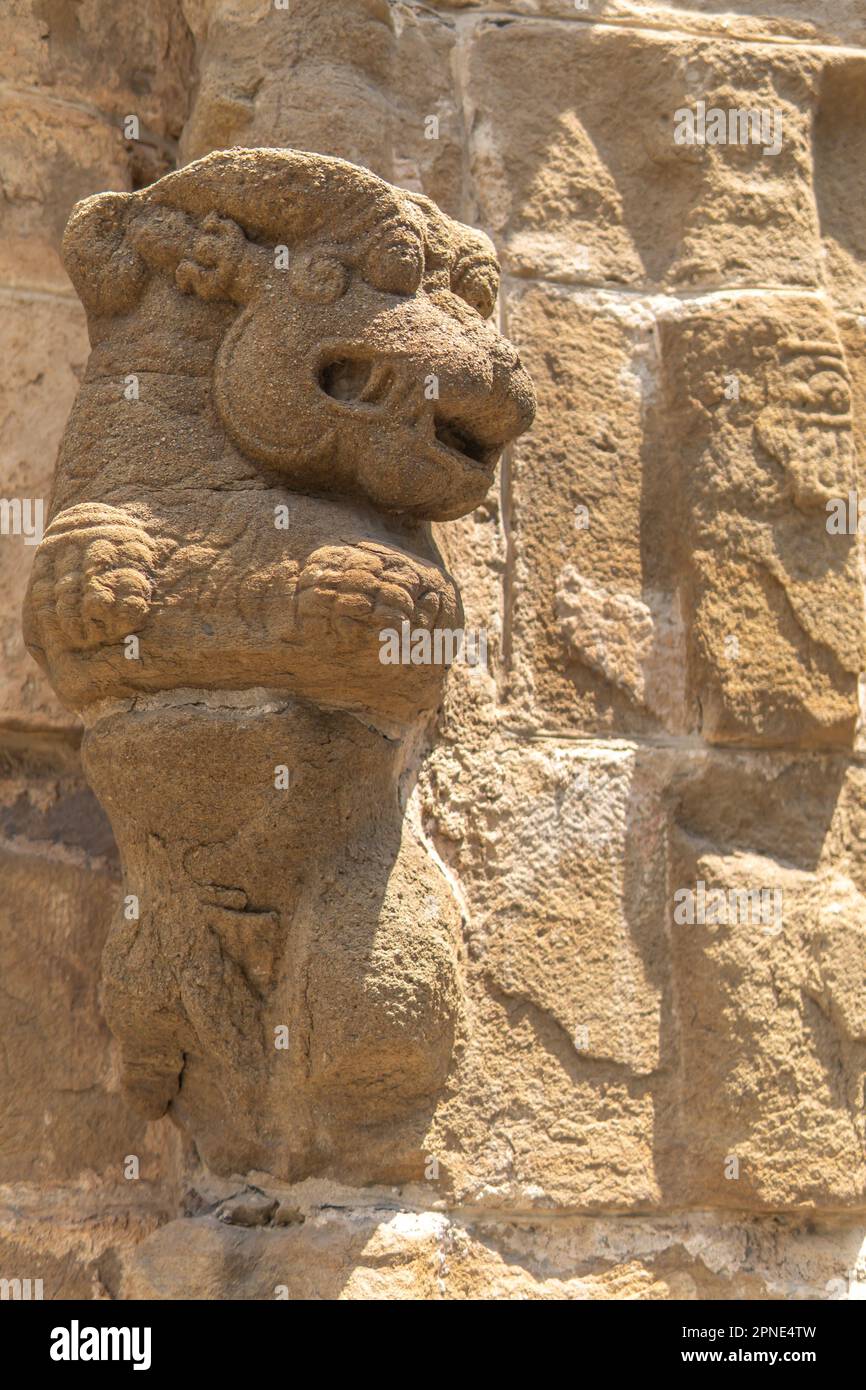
[23,148,534,1183]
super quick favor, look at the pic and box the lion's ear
[62,196,264,316]
[62,191,149,317]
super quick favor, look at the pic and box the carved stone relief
[22,147,535,1182]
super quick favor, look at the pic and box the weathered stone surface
[0,0,193,138]
[0,294,88,733]
[627,0,866,46]
[415,740,866,1211]
[81,698,464,1185]
[502,283,864,746]
[438,1,866,47]
[0,756,183,1184]
[666,755,866,1207]
[181,0,464,216]
[0,93,132,294]
[122,1189,866,1299]
[466,22,821,290]
[418,740,668,1209]
[814,56,866,315]
[503,282,684,735]
[840,311,866,581]
[0,1187,176,1301]
[658,294,863,748]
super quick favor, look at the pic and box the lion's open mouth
[317,352,500,470]
[432,416,491,466]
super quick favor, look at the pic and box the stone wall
[2,0,866,1299]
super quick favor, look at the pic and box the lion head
[62,148,535,522]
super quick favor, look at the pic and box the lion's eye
[801,371,852,414]
[363,238,423,297]
[290,250,348,304]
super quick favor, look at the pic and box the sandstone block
[0,0,193,138]
[0,93,131,293]
[418,740,671,1208]
[0,295,88,733]
[658,294,863,748]
[665,753,866,1208]
[419,740,866,1211]
[0,761,176,1184]
[0,1189,169,1300]
[504,282,685,734]
[504,288,863,747]
[438,1,865,47]
[123,1200,866,1300]
[181,0,463,215]
[814,56,866,315]
[466,21,822,290]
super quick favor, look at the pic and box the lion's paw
[26,509,157,652]
[293,541,458,643]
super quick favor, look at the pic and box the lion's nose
[435,362,535,464]
[491,358,536,444]
[428,287,486,327]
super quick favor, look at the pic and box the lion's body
[22,149,533,1181]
